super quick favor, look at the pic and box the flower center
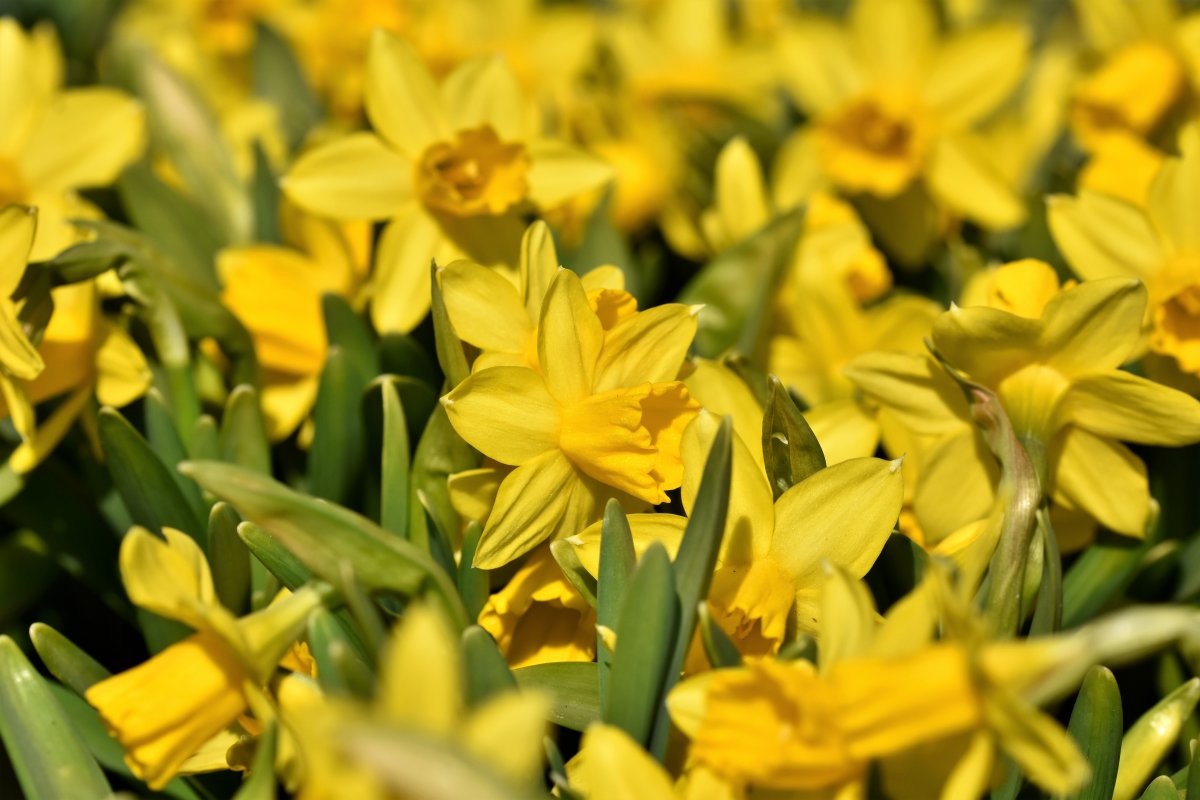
[1151,283,1200,374]
[816,90,931,197]
[1071,42,1184,148]
[416,125,531,217]
[707,559,795,658]
[0,159,28,206]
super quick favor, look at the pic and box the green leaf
[308,607,374,698]
[1186,728,1200,797]
[410,405,479,555]
[1138,776,1179,800]
[232,720,277,800]
[251,21,323,149]
[209,502,250,614]
[457,521,490,622]
[559,188,641,301]
[251,144,280,244]
[189,414,221,461]
[44,239,128,286]
[512,662,600,732]
[1060,666,1121,800]
[461,626,517,707]
[0,636,110,800]
[549,539,598,609]
[698,601,742,669]
[379,377,410,538]
[237,521,312,590]
[679,209,804,359]
[0,532,58,625]
[1062,534,1155,629]
[606,542,680,746]
[1030,511,1063,636]
[1115,679,1200,800]
[221,385,272,474]
[143,388,209,526]
[182,461,469,630]
[307,347,366,504]
[28,624,109,697]
[378,333,439,388]
[596,499,635,713]
[648,415,732,758]
[98,407,205,545]
[762,374,826,499]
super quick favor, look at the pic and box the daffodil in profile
[86,527,323,789]
[0,20,145,260]
[442,268,699,568]
[774,0,1026,260]
[282,30,612,334]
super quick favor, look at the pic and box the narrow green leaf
[221,384,272,475]
[1138,776,1179,800]
[1060,666,1122,800]
[307,347,365,504]
[762,374,825,499]
[461,626,517,707]
[596,499,636,713]
[98,406,205,545]
[512,662,600,732]
[1031,510,1063,636]
[189,414,221,461]
[606,543,680,746]
[377,333,439,388]
[1186,730,1200,797]
[1115,679,1200,800]
[549,539,598,609]
[237,521,312,590]
[232,721,277,800]
[143,388,208,526]
[649,416,732,757]
[251,21,323,148]
[251,144,280,244]
[458,521,490,622]
[28,624,109,696]
[0,636,110,800]
[210,502,250,614]
[183,461,469,630]
[337,561,386,663]
[0,532,58,624]
[380,377,410,538]
[308,608,374,698]
[698,602,742,669]
[324,294,379,380]
[409,404,478,554]
[1063,535,1155,628]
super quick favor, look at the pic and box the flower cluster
[1,2,1200,800]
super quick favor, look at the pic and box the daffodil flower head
[0,206,45,384]
[960,258,1073,319]
[443,268,699,568]
[282,30,612,333]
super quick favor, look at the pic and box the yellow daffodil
[770,282,940,464]
[477,543,596,668]
[571,409,903,659]
[849,274,1200,542]
[278,604,550,799]
[667,567,1090,798]
[443,268,699,568]
[1050,126,1200,378]
[218,204,369,439]
[87,527,323,789]
[774,0,1026,260]
[282,30,612,333]
[567,723,737,800]
[0,19,145,260]
[438,220,634,373]
[0,205,46,433]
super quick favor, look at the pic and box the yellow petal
[462,692,550,786]
[771,129,825,210]
[711,137,771,245]
[0,374,34,441]
[804,399,879,465]
[770,457,903,585]
[1058,370,1200,445]
[95,322,152,408]
[1050,426,1148,538]
[370,207,439,333]
[438,259,531,354]
[817,565,878,670]
[440,55,526,142]
[1046,192,1164,282]
[119,526,217,629]
[683,358,765,471]
[570,724,678,800]
[776,22,863,114]
[984,683,1089,796]
[925,134,1024,230]
[0,205,35,299]
[922,25,1028,128]
[260,377,319,442]
[0,299,41,380]
[850,0,936,82]
[519,219,559,318]
[380,604,461,734]
[0,20,40,157]
[844,352,968,437]
[1039,278,1145,375]
[281,133,414,221]
[538,269,603,404]
[442,366,560,466]
[447,466,505,525]
[526,139,613,210]
[9,384,90,474]
[594,303,697,393]
[475,451,596,568]
[21,88,145,192]
[569,512,687,577]
[1146,133,1200,253]
[930,304,1041,386]
[365,30,447,158]
[911,430,997,546]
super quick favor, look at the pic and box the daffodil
[442,268,699,568]
[86,527,324,789]
[567,723,736,800]
[0,206,46,434]
[571,408,903,659]
[774,0,1026,261]
[438,220,634,373]
[477,543,596,668]
[0,19,145,261]
[667,567,1091,798]
[849,275,1200,542]
[218,204,368,440]
[278,604,549,799]
[1049,126,1200,380]
[282,30,612,333]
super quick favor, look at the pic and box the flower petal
[440,55,526,142]
[804,399,879,465]
[770,456,903,585]
[525,139,613,210]
[911,430,997,546]
[922,25,1028,128]
[931,304,1041,386]
[0,205,36,298]
[1050,426,1149,538]
[21,88,145,192]
[1046,191,1164,282]
[684,358,765,471]
[442,366,560,466]
[569,512,687,577]
[1039,278,1146,375]
[850,0,936,82]
[282,133,414,221]
[776,22,863,114]
[925,134,1025,230]
[370,207,440,333]
[845,351,970,436]
[438,259,531,354]
[1058,370,1200,445]
[594,303,697,393]
[1146,132,1200,253]
[570,724,678,800]
[119,526,217,630]
[365,29,448,157]
[538,269,603,404]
